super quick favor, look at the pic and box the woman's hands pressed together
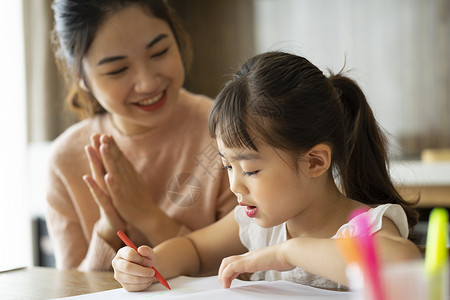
[83,133,182,248]
[113,245,157,291]
[83,133,126,249]
[86,134,154,223]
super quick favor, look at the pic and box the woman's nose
[134,65,159,93]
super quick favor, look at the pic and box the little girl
[112,51,421,291]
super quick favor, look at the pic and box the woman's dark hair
[51,0,192,119]
[209,51,419,233]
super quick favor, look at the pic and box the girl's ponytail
[209,51,419,236]
[329,74,419,231]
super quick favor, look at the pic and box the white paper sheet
[56,276,353,299]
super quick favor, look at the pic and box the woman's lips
[134,90,167,112]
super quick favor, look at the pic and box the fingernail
[104,173,112,183]
[100,143,109,154]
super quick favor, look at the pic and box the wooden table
[0,267,121,299]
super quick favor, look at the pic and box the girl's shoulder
[334,204,409,239]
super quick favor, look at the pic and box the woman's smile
[133,90,167,112]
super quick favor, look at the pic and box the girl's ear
[306,144,332,177]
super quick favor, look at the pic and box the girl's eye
[221,165,232,171]
[151,48,169,58]
[242,170,259,177]
[105,67,128,76]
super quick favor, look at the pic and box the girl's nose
[229,173,249,196]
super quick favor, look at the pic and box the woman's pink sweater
[45,89,236,270]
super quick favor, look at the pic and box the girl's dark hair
[209,51,419,232]
[51,0,192,119]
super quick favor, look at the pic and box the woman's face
[82,4,185,135]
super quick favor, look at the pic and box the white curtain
[23,0,75,143]
[0,0,31,271]
[254,0,450,159]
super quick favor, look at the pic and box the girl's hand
[218,243,294,288]
[112,245,156,291]
[83,134,126,249]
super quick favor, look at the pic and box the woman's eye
[151,48,169,58]
[242,170,259,177]
[105,67,127,75]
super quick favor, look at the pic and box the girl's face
[217,138,312,228]
[82,5,185,135]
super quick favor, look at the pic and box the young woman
[112,51,421,291]
[46,0,235,271]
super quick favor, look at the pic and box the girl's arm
[218,217,421,288]
[112,209,247,291]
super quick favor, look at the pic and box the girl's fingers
[218,257,240,288]
[113,263,155,292]
[115,269,155,284]
[115,260,155,279]
[219,265,238,288]
[137,245,154,260]
[112,246,157,291]
[117,246,154,268]
[118,281,153,292]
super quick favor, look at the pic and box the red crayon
[117,230,171,290]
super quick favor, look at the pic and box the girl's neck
[286,182,365,239]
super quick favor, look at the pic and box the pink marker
[351,209,385,300]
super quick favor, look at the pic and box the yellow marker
[425,208,449,300]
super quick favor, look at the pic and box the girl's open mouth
[245,206,258,218]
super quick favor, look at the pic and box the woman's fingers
[83,174,126,234]
[83,174,111,210]
[96,134,154,224]
[99,134,128,175]
[84,144,107,191]
[90,133,101,150]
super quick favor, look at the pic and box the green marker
[425,208,449,300]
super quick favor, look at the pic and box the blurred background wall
[2,0,448,269]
